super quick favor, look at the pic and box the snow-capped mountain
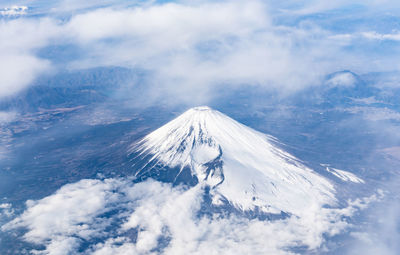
[130,106,336,215]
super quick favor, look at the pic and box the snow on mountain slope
[324,165,365,183]
[131,106,336,215]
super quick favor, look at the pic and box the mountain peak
[180,105,219,120]
[190,106,213,111]
[131,108,335,215]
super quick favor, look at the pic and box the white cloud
[0,1,353,102]
[0,203,14,225]
[6,179,124,244]
[1,0,400,102]
[0,18,60,98]
[57,1,351,104]
[362,31,400,41]
[0,54,50,97]
[3,178,379,255]
[327,72,357,87]
[0,6,28,16]
[0,111,17,123]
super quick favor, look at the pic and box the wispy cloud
[343,107,400,121]
[361,31,400,41]
[0,6,27,16]
[346,180,400,255]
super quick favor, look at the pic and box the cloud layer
[3,178,379,255]
[1,0,400,102]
